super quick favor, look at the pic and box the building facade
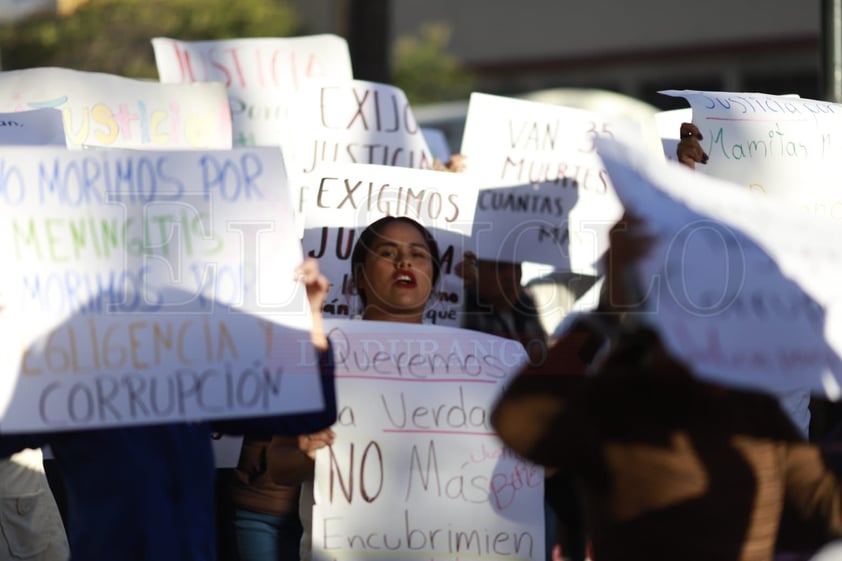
[291,0,823,108]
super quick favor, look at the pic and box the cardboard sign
[0,67,232,149]
[311,319,542,561]
[298,162,478,327]
[660,90,842,218]
[460,93,632,273]
[152,35,353,147]
[0,146,325,432]
[598,138,842,400]
[0,108,66,146]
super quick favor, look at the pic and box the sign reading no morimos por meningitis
[0,146,326,433]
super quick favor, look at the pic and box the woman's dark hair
[351,216,442,306]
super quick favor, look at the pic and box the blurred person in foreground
[676,121,810,439]
[492,209,842,561]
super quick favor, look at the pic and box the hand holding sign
[676,122,708,169]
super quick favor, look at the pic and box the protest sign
[152,35,353,147]
[598,138,842,398]
[286,79,434,175]
[0,108,66,146]
[660,90,842,218]
[0,67,232,149]
[0,0,51,22]
[459,92,631,274]
[283,79,435,237]
[0,146,325,432]
[311,319,542,561]
[298,162,478,327]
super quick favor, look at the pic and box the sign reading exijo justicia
[152,35,354,147]
[286,79,435,176]
[311,319,542,561]
[0,146,325,432]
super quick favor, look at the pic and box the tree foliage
[0,4,474,104]
[0,0,301,78]
[391,22,475,105]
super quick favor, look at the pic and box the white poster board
[0,146,325,432]
[598,138,842,399]
[298,162,478,326]
[660,90,842,218]
[286,79,435,175]
[0,67,232,149]
[311,319,542,561]
[152,35,354,147]
[0,108,66,146]
[460,92,631,273]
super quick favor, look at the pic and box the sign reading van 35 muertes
[152,34,354,148]
[311,319,542,561]
[0,146,325,433]
[0,67,232,150]
[459,92,640,274]
[660,90,842,219]
[298,162,478,327]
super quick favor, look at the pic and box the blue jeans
[232,508,302,561]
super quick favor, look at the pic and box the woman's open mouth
[392,269,418,288]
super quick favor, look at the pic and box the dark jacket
[492,329,842,561]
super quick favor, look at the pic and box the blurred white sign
[152,35,353,148]
[599,138,842,401]
[0,67,232,149]
[0,146,323,432]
